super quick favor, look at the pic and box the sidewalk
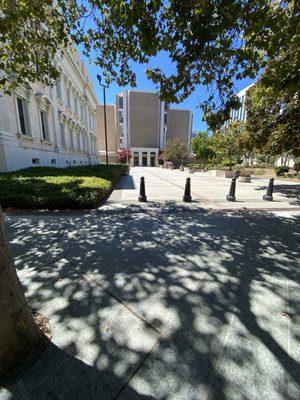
[108,167,300,210]
[1,206,299,399]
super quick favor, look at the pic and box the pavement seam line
[204,306,238,400]
[65,257,163,336]
[113,334,163,400]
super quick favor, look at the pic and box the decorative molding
[58,111,68,124]
[35,93,53,111]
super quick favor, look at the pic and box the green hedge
[186,164,203,168]
[0,164,125,210]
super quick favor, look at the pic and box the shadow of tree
[255,183,300,199]
[2,205,300,399]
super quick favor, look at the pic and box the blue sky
[79,48,256,132]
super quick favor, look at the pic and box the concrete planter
[239,176,251,183]
[207,169,236,178]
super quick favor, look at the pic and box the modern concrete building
[0,46,99,172]
[167,108,193,144]
[98,90,192,167]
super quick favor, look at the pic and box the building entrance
[142,152,148,166]
[150,153,156,167]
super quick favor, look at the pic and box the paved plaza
[1,202,299,399]
[109,167,300,210]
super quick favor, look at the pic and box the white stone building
[224,82,255,127]
[0,47,99,172]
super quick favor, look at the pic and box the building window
[16,97,29,135]
[164,113,168,124]
[83,135,88,152]
[119,96,123,109]
[70,129,74,149]
[40,110,49,141]
[73,160,76,164]
[67,87,71,108]
[32,158,40,165]
[51,159,56,165]
[56,79,62,99]
[119,110,123,123]
[74,96,78,114]
[60,123,66,147]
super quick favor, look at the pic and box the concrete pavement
[1,206,299,399]
[108,167,300,210]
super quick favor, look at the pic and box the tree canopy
[191,131,215,165]
[162,138,189,164]
[1,0,299,130]
[0,0,81,93]
[211,121,246,169]
[246,80,300,157]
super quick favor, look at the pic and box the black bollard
[138,176,147,202]
[263,178,274,201]
[226,177,236,201]
[183,177,192,202]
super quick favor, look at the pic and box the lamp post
[97,75,109,166]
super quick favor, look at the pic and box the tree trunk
[0,207,44,383]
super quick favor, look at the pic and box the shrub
[294,162,300,172]
[186,164,202,169]
[252,169,265,175]
[222,160,236,167]
[0,164,125,210]
[275,166,290,176]
[240,169,253,177]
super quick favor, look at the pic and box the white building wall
[225,82,255,127]
[0,46,99,172]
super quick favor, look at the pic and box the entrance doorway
[150,152,156,167]
[133,152,139,166]
[142,152,148,166]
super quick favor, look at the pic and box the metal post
[263,178,274,201]
[226,178,236,201]
[183,177,192,202]
[97,75,109,167]
[103,86,108,166]
[139,177,147,202]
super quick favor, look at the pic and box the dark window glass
[40,111,47,140]
[17,98,27,135]
[119,96,123,109]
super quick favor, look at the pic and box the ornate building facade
[0,47,99,172]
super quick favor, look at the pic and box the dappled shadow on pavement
[255,183,300,199]
[2,205,300,399]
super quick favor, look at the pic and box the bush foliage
[0,164,125,210]
[275,166,290,176]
